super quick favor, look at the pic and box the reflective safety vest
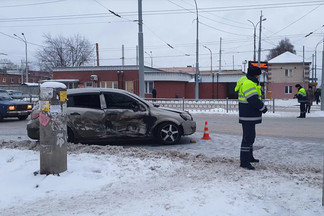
[235,77,262,102]
[296,87,307,103]
[235,76,265,124]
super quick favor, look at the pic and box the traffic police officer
[294,84,307,118]
[235,66,268,170]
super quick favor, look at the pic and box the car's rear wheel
[156,122,181,145]
[18,115,28,120]
[67,127,76,143]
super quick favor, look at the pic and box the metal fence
[146,98,275,113]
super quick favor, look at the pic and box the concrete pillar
[39,82,67,175]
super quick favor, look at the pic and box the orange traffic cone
[201,121,211,140]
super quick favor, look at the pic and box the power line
[0,0,66,8]
[1,1,323,23]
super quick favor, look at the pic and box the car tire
[156,122,181,145]
[67,127,76,144]
[18,115,28,120]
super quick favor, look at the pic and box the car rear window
[68,94,101,109]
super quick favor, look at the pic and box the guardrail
[146,98,275,113]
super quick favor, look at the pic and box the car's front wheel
[156,122,181,145]
[18,115,28,120]
[67,127,76,144]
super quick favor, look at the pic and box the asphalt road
[192,113,324,140]
[0,113,323,143]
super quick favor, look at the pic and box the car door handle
[70,112,80,116]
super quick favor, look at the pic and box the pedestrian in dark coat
[235,66,268,170]
[152,88,157,98]
[314,89,321,105]
[306,86,315,113]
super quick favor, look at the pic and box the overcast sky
[0,0,323,76]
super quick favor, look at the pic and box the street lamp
[145,51,153,67]
[247,17,266,61]
[14,33,28,83]
[203,45,214,99]
[117,70,124,89]
[314,39,323,83]
[194,0,199,100]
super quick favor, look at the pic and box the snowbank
[0,137,323,216]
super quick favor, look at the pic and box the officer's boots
[240,162,255,170]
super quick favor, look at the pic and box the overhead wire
[0,0,66,8]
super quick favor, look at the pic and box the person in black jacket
[152,88,157,99]
[235,67,268,170]
[314,88,321,105]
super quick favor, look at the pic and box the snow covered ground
[0,99,323,216]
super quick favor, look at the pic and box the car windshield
[0,91,12,100]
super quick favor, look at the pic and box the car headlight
[8,105,15,111]
[180,112,192,121]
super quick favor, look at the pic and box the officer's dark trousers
[240,123,256,163]
[299,102,306,118]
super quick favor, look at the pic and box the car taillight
[8,106,15,111]
[27,104,33,110]
[31,112,40,119]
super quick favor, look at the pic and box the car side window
[67,94,101,109]
[104,92,143,110]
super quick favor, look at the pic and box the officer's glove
[262,106,268,114]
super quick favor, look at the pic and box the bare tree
[0,59,18,70]
[36,34,94,71]
[266,38,296,61]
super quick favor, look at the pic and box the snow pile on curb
[0,140,323,216]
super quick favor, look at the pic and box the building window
[285,86,292,94]
[99,81,118,88]
[2,78,6,83]
[18,78,21,84]
[10,78,14,83]
[145,81,154,94]
[84,82,93,88]
[125,81,134,93]
[285,69,292,77]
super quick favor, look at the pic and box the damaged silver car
[27,88,196,145]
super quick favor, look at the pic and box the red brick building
[0,69,51,86]
[52,65,243,99]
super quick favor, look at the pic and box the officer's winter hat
[247,67,261,76]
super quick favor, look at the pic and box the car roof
[67,88,130,95]
[7,90,22,93]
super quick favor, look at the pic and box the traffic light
[248,61,268,70]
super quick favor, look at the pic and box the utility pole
[145,51,153,67]
[14,33,28,83]
[303,46,305,88]
[219,37,222,74]
[248,19,257,61]
[257,11,267,99]
[122,44,125,66]
[218,37,222,99]
[311,54,314,82]
[203,46,213,99]
[96,43,100,66]
[194,0,199,100]
[321,36,324,111]
[138,0,144,98]
[40,82,68,175]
